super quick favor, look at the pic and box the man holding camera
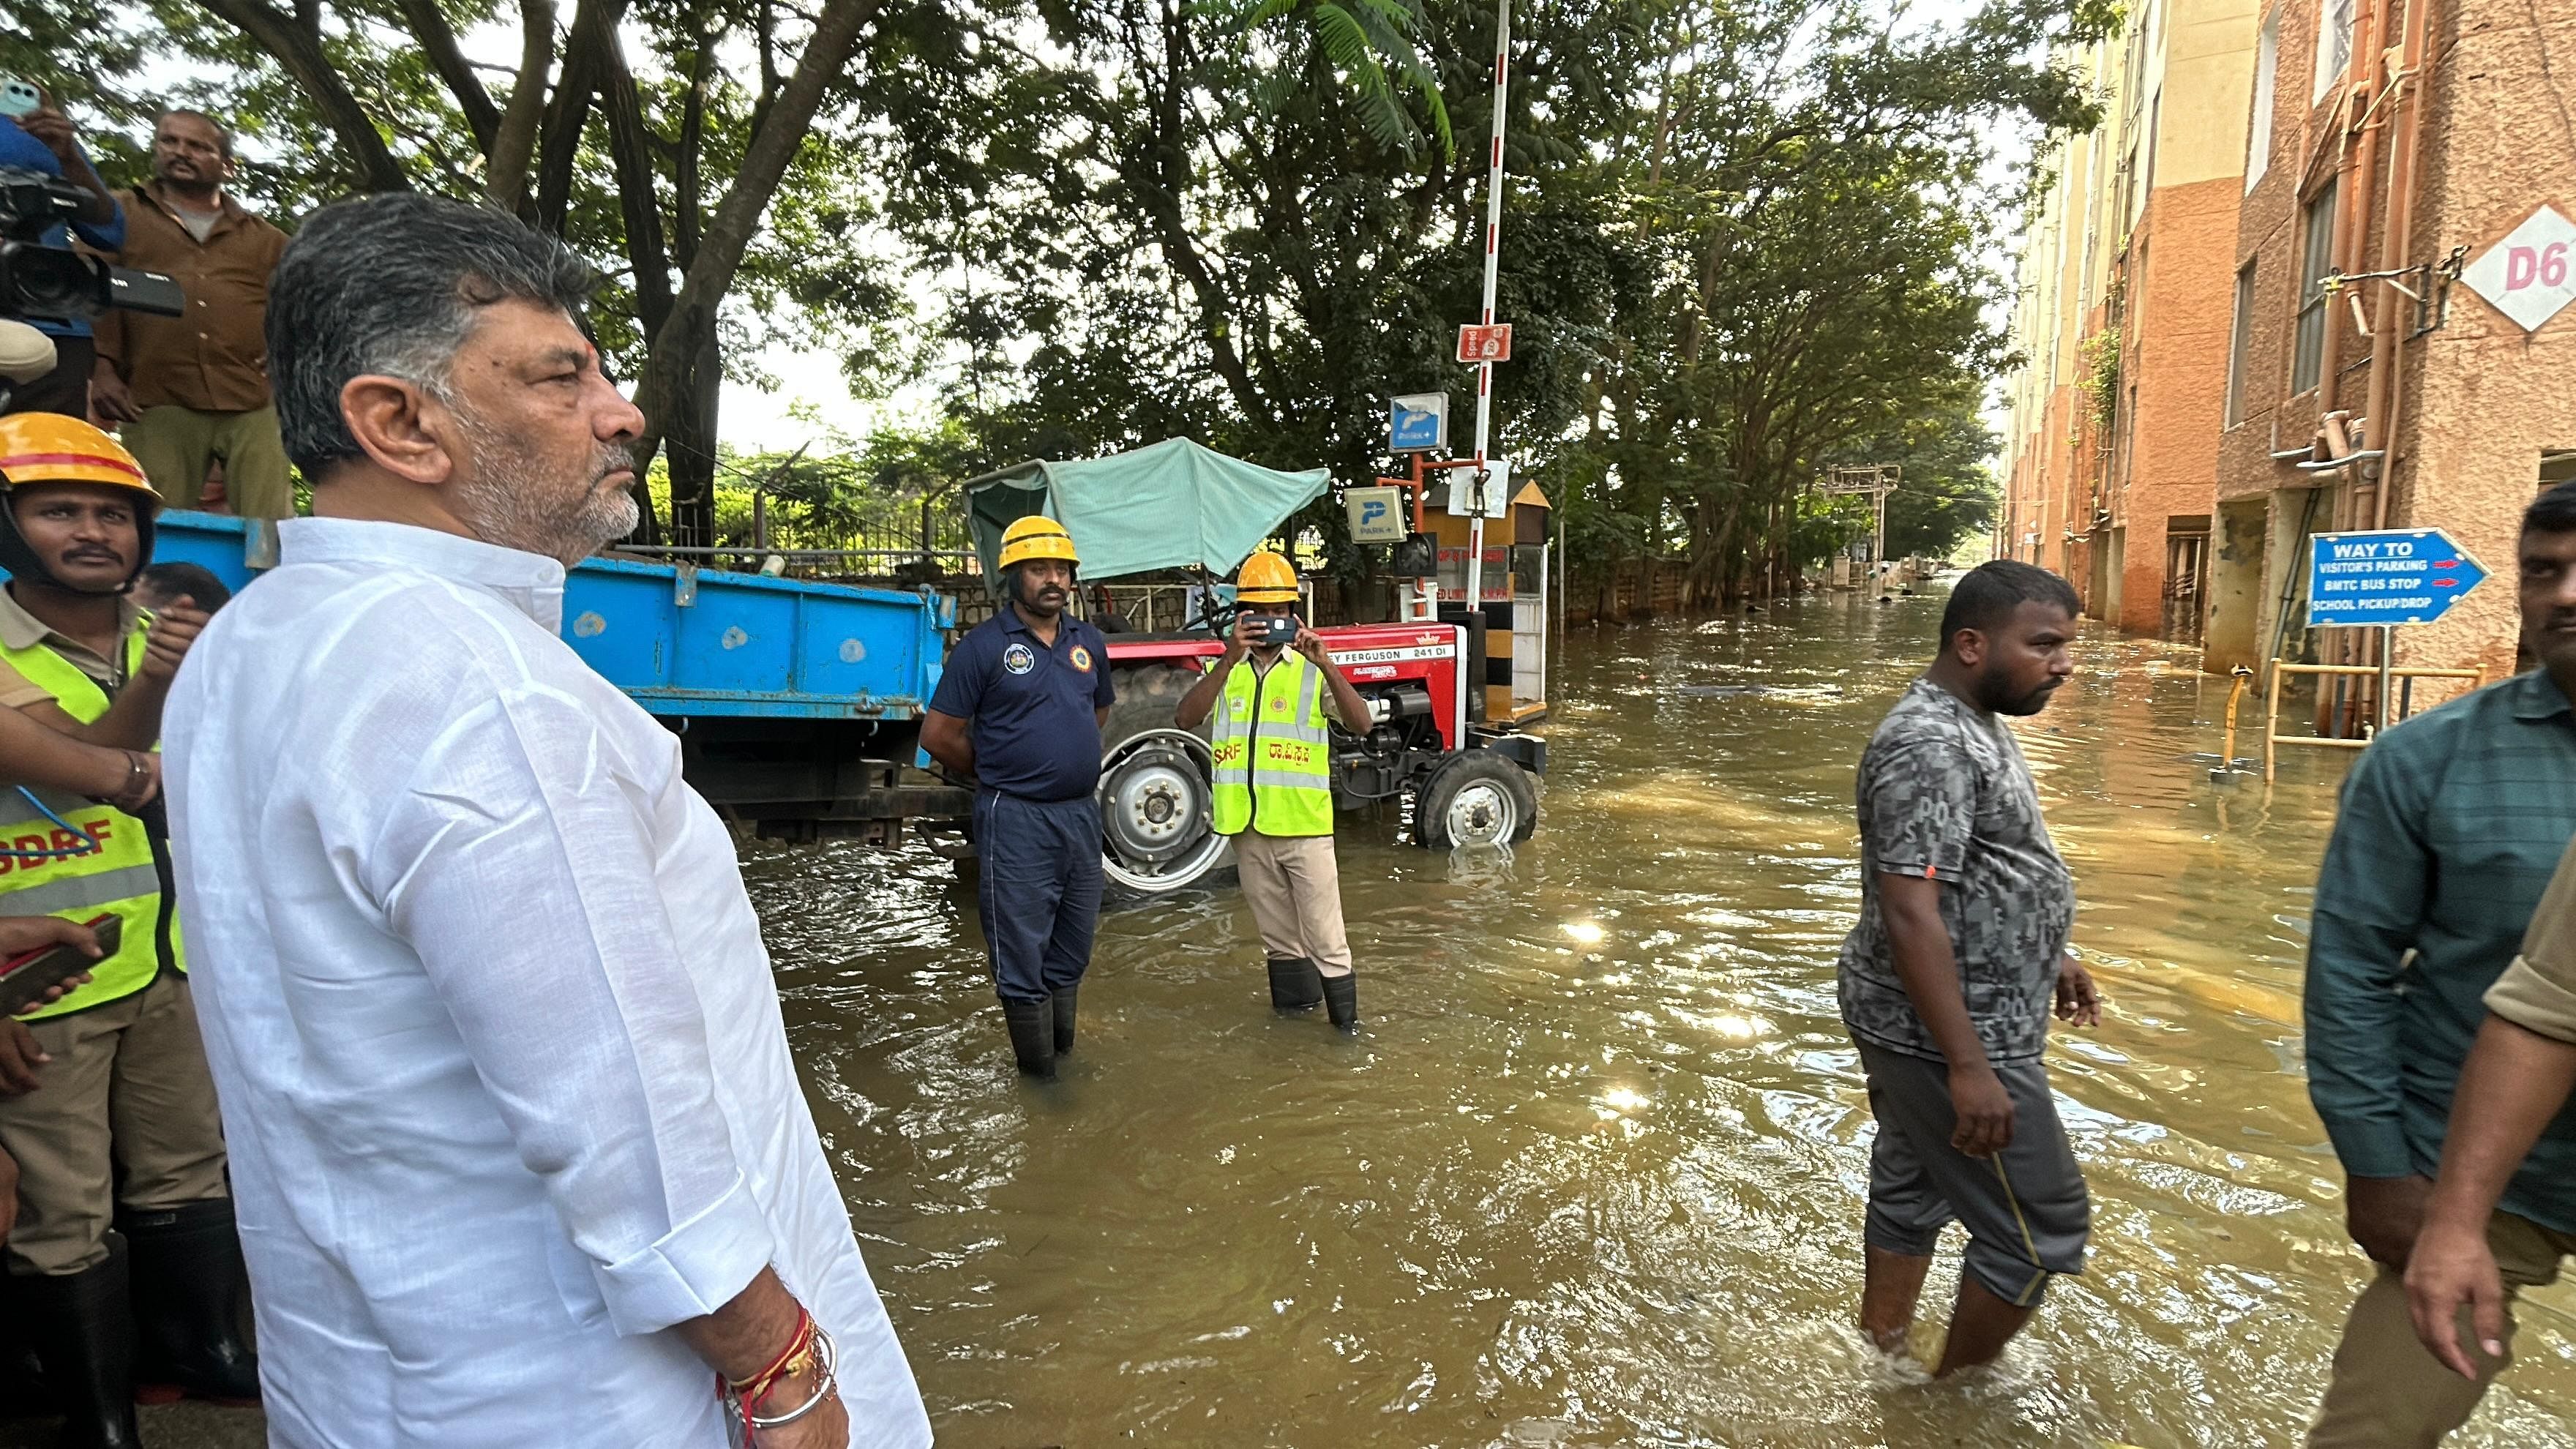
[91,111,292,519]
[0,89,124,417]
[1175,552,1371,1030]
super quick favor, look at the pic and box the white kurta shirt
[165,518,931,1448]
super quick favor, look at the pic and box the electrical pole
[1464,0,1510,618]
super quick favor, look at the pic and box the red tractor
[1092,621,1545,893]
[960,438,1551,895]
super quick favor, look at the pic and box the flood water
[32,593,2576,1449]
[749,591,2576,1448]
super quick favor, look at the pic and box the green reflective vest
[1210,651,1335,838]
[0,624,180,1020]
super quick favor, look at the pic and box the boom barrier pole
[1464,0,1511,619]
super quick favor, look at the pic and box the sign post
[2305,527,2490,731]
[1464,0,1512,621]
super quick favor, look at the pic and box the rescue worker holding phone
[0,413,252,1449]
[923,515,1116,1079]
[1175,552,1373,1030]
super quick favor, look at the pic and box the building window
[2294,184,2338,394]
[2247,13,2279,190]
[2227,261,2258,424]
[2314,0,2354,102]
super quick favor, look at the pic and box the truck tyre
[1097,663,1229,894]
[1414,752,1538,850]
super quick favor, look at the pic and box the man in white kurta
[162,193,930,1447]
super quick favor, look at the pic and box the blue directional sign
[2307,528,2490,627]
[1389,392,1447,453]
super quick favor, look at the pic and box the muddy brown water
[757,593,2576,1449]
[11,592,2574,1449]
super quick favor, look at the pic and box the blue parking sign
[1389,392,1447,453]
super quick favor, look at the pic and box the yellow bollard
[2221,664,2253,768]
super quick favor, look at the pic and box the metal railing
[2262,659,2486,780]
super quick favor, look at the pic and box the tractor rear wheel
[1413,751,1539,850]
[1097,663,1228,893]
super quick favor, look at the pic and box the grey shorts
[1857,1041,2091,1306]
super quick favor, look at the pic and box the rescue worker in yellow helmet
[1175,551,1373,1030]
[923,514,1117,1078]
[0,413,255,1446]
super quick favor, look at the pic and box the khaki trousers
[2308,1210,2576,1447]
[123,402,293,520]
[0,973,230,1276]
[1232,830,1353,976]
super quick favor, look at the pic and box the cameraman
[0,89,124,416]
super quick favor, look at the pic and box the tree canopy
[7,0,2111,595]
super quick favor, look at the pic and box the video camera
[0,166,183,323]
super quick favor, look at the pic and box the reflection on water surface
[751,593,2576,1448]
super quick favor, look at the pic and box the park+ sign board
[2306,528,2489,628]
[1345,485,1406,543]
[1390,392,1447,452]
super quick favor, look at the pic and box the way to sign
[2307,528,2490,628]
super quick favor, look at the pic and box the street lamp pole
[1464,0,1510,624]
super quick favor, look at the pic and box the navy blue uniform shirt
[930,607,1115,802]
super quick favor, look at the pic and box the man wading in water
[1837,559,2102,1374]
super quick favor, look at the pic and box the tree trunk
[194,0,410,192]
[394,0,502,152]
[626,0,883,490]
[483,0,555,213]
[536,0,627,233]
[664,322,724,547]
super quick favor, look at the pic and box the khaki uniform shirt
[91,184,288,414]
[0,585,142,710]
[2490,833,2576,1044]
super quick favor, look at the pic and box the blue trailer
[154,512,971,843]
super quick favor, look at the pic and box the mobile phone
[0,914,117,1018]
[1255,614,1298,645]
[0,80,40,121]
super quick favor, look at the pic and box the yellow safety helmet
[1235,550,1300,604]
[999,514,1079,569]
[0,412,155,501]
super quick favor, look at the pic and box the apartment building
[2206,0,2576,696]
[1995,0,2264,640]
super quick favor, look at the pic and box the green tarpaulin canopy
[965,438,1329,585]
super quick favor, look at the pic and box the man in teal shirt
[2304,480,2576,1445]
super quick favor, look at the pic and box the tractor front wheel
[1413,752,1539,850]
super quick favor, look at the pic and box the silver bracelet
[744,1325,838,1432]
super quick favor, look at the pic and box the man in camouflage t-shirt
[1837,559,2102,1376]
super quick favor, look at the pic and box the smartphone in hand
[0,915,116,1018]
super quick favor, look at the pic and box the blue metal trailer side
[151,512,970,840]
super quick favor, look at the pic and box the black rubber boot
[121,1199,261,1404]
[1266,956,1323,1011]
[1003,997,1057,1079]
[15,1240,143,1449]
[1322,972,1358,1032]
[1051,984,1078,1055]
